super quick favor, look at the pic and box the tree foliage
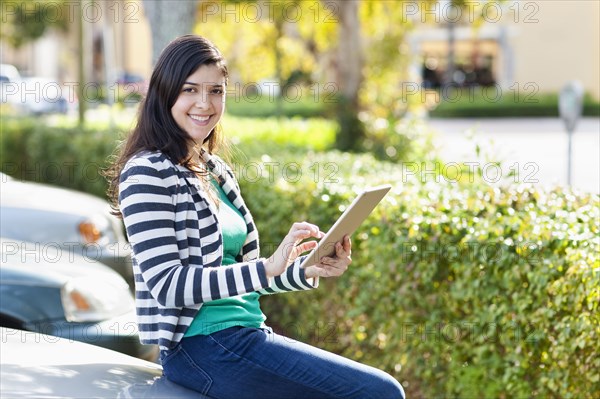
[196,0,330,87]
[0,0,68,48]
[195,0,415,151]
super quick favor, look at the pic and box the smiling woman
[106,35,404,399]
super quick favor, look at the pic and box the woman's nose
[194,93,210,109]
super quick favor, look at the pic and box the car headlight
[78,214,116,246]
[60,277,134,322]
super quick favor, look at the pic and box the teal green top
[184,178,266,337]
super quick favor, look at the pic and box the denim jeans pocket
[162,345,213,396]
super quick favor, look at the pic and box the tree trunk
[329,0,364,151]
[334,0,362,104]
[142,0,198,65]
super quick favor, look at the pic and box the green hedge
[1,118,598,397]
[428,88,600,118]
[235,149,599,398]
[0,116,337,198]
[0,118,122,198]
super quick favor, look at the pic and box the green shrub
[429,88,600,118]
[0,115,337,198]
[2,116,597,397]
[236,148,599,398]
[0,117,124,198]
[360,116,435,164]
[222,115,336,153]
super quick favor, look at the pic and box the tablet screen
[299,185,391,268]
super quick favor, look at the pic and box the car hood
[0,328,206,398]
[0,175,110,217]
[0,238,128,288]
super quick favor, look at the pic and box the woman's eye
[210,88,224,95]
[182,87,196,93]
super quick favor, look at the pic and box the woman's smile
[189,114,212,125]
[171,64,226,144]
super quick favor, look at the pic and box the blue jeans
[161,326,405,399]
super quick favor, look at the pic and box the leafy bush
[222,115,336,153]
[2,116,597,397]
[428,88,600,118]
[236,148,599,398]
[0,117,122,198]
[0,115,337,198]
[360,116,435,164]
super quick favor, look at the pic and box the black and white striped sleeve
[118,156,270,307]
[257,256,319,295]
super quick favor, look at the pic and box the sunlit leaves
[238,142,600,397]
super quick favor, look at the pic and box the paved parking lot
[428,117,600,194]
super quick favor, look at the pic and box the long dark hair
[106,35,229,216]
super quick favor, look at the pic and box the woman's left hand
[304,235,352,279]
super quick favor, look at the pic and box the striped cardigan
[119,150,317,350]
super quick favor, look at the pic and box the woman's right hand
[263,222,324,278]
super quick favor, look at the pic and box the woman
[108,35,404,399]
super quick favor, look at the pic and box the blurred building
[408,0,600,99]
[2,1,598,101]
[0,0,152,89]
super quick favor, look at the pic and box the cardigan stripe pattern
[119,151,317,350]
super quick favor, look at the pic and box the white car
[0,327,206,398]
[0,63,22,105]
[0,173,134,287]
[0,63,21,84]
[0,64,76,114]
[7,77,73,115]
[0,237,157,361]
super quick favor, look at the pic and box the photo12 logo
[399,1,540,24]
[401,82,541,105]
[1,1,141,24]
[199,1,339,24]
[400,161,540,185]
[225,81,338,104]
[230,161,339,184]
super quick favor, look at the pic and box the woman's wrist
[262,257,276,279]
[304,267,313,279]
[303,266,318,279]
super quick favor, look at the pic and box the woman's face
[171,64,226,146]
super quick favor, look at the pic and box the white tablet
[299,184,392,268]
